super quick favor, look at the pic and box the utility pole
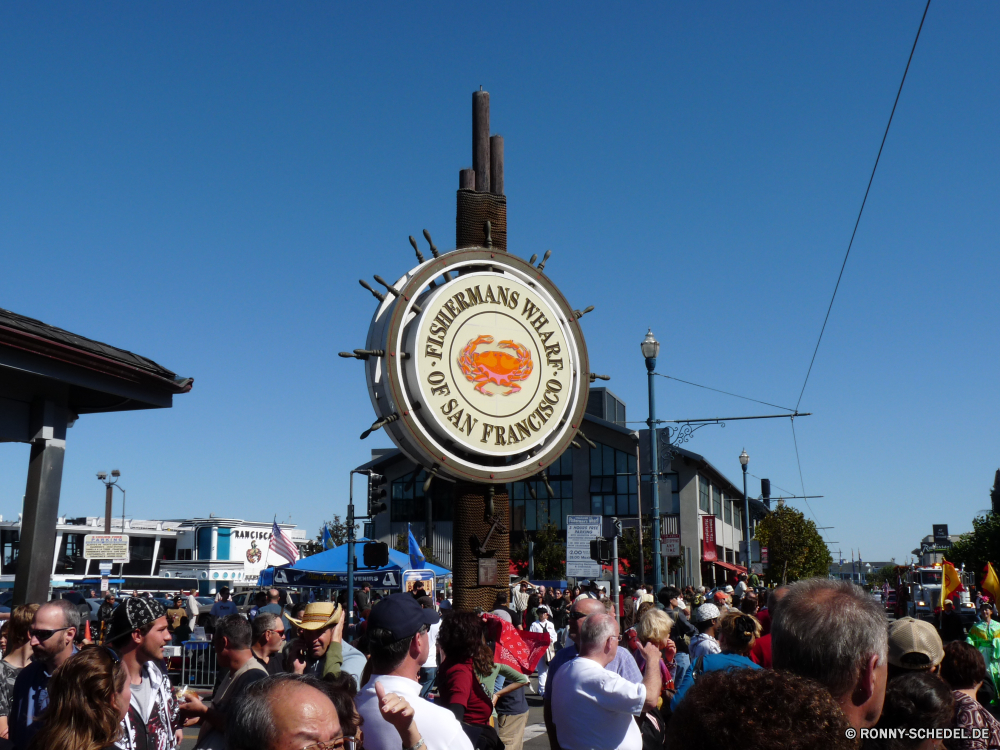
[611,517,622,628]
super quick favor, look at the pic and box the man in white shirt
[185,589,201,622]
[357,593,473,750]
[551,613,661,750]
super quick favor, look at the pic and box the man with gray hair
[9,599,80,748]
[772,577,889,730]
[551,613,662,750]
[543,597,643,750]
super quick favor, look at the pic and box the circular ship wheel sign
[363,247,589,484]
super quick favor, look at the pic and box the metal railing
[180,641,217,688]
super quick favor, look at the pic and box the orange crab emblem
[458,335,533,396]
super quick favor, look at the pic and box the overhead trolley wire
[794,0,932,413]
[653,372,797,414]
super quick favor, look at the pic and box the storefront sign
[360,248,590,484]
[701,517,717,562]
[271,567,401,590]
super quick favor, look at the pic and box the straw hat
[286,602,342,631]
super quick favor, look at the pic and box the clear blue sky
[1,3,996,563]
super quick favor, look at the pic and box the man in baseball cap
[356,594,471,750]
[107,597,181,748]
[886,616,944,681]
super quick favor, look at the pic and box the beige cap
[887,616,944,669]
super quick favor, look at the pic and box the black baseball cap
[368,592,439,640]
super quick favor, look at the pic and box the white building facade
[0,515,307,594]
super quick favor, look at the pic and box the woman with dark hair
[523,593,541,630]
[862,671,953,750]
[0,604,39,739]
[940,640,1000,748]
[26,645,130,750]
[436,611,494,727]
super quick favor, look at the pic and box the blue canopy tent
[258,541,451,590]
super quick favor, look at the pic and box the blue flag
[407,523,426,570]
[322,525,335,550]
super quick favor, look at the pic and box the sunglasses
[569,611,589,621]
[30,627,70,642]
[302,738,355,750]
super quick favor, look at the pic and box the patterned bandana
[106,597,167,643]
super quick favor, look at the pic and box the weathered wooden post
[344,90,594,611]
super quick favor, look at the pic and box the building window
[712,486,722,518]
[55,533,86,575]
[590,443,637,517]
[197,527,212,560]
[735,504,743,532]
[726,548,734,564]
[122,537,155,576]
[663,473,680,514]
[510,451,573,531]
[176,548,193,561]
[217,528,231,560]
[391,469,454,523]
[724,496,732,526]
[699,477,711,513]
[1,530,18,574]
[158,538,177,561]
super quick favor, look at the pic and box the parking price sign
[566,515,602,580]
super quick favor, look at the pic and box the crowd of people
[0,575,996,750]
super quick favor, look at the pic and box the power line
[653,372,796,413]
[790,418,824,532]
[794,0,932,412]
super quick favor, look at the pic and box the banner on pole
[701,516,717,562]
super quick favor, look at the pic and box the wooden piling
[473,90,490,193]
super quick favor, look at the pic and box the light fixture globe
[739,449,749,467]
[640,329,659,360]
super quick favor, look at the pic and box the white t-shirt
[551,655,646,750]
[424,621,440,669]
[357,674,473,750]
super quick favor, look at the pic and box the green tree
[870,564,899,587]
[510,523,566,580]
[394,526,438,565]
[753,505,831,585]
[947,512,1000,580]
[316,515,358,548]
[617,525,653,579]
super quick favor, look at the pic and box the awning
[710,560,747,574]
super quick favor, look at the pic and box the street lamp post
[641,329,662,590]
[96,470,121,533]
[739,450,750,570]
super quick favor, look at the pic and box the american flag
[269,521,300,564]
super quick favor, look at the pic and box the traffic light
[590,538,611,563]
[368,472,387,516]
[761,478,771,509]
[363,541,389,568]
